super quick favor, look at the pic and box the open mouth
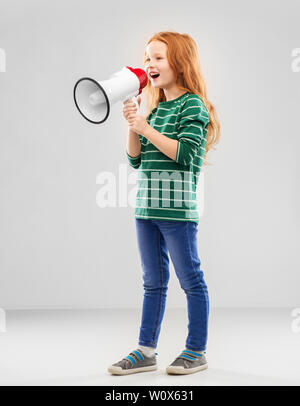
[150,73,160,80]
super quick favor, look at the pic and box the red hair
[143,31,221,166]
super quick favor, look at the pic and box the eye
[145,57,162,61]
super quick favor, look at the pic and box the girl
[108,31,220,375]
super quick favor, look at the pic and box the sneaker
[166,349,208,375]
[108,349,158,375]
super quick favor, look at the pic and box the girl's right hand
[123,96,142,122]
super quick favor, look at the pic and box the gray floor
[0,307,299,386]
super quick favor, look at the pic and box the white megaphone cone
[73,66,148,124]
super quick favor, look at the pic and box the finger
[123,108,137,116]
[125,107,137,113]
[123,101,136,108]
[125,109,136,115]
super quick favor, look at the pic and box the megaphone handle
[124,95,138,109]
[132,96,138,109]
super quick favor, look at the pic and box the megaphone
[73,66,148,124]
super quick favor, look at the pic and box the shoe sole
[108,364,157,375]
[166,363,208,375]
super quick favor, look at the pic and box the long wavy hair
[142,31,221,166]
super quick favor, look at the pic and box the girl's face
[144,41,177,91]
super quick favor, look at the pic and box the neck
[163,88,186,102]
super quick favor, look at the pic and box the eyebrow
[145,53,163,57]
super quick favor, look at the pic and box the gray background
[0,0,299,309]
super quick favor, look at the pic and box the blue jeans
[135,218,209,351]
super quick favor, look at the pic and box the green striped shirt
[126,91,210,224]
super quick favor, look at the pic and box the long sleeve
[175,97,210,166]
[126,150,141,169]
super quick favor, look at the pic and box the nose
[147,63,158,73]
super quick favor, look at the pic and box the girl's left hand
[128,113,149,135]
